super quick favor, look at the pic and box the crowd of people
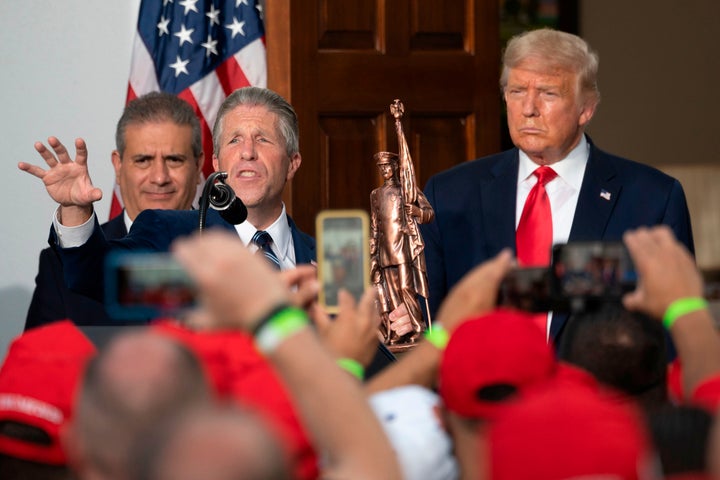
[1,27,717,479]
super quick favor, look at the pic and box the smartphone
[104,251,197,321]
[551,241,637,312]
[316,209,371,314]
[499,241,637,314]
[498,266,554,312]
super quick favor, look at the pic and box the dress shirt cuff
[53,206,95,248]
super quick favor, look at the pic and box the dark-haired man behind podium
[24,92,203,330]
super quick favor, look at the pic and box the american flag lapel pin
[600,189,612,201]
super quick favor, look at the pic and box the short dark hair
[558,303,668,409]
[115,92,203,158]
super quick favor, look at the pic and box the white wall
[0,1,140,358]
[581,0,720,271]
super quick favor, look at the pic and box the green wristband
[424,324,449,350]
[336,358,364,381]
[662,297,709,330]
[254,306,309,354]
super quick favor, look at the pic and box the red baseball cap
[488,381,660,480]
[0,321,97,465]
[151,320,319,480]
[438,308,556,419]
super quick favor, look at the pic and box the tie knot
[252,230,272,248]
[533,166,557,186]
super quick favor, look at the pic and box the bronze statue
[370,100,435,346]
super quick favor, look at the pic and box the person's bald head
[132,404,291,480]
[66,329,211,480]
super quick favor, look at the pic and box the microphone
[198,172,247,232]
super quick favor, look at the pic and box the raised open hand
[18,137,102,210]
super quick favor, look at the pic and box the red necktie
[516,166,557,334]
[516,166,557,266]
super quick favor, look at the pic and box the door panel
[266,0,500,235]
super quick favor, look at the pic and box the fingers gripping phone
[316,210,371,314]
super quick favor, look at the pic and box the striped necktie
[252,230,281,270]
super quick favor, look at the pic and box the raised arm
[172,231,401,479]
[623,225,720,396]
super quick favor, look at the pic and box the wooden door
[266,0,501,235]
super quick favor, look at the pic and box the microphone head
[200,171,248,226]
[209,182,234,208]
[215,198,247,225]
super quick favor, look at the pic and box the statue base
[387,342,419,355]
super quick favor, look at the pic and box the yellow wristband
[336,358,364,381]
[254,306,309,354]
[424,324,449,350]
[662,297,708,330]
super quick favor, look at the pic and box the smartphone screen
[551,241,637,300]
[498,266,554,312]
[105,251,197,321]
[316,210,370,314]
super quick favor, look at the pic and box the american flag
[110,0,267,219]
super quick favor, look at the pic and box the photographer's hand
[172,231,289,331]
[436,248,514,333]
[623,225,720,398]
[280,264,319,310]
[622,225,703,319]
[311,288,381,368]
[172,230,401,479]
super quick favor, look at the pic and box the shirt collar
[517,134,589,190]
[123,210,133,232]
[236,204,291,256]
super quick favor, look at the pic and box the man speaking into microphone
[19,87,315,302]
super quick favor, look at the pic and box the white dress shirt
[515,135,590,337]
[236,204,297,270]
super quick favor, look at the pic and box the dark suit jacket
[419,139,695,340]
[52,208,316,303]
[25,213,128,330]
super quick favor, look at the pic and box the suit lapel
[481,150,520,256]
[288,216,316,264]
[568,145,620,242]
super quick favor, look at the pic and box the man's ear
[111,150,122,179]
[212,153,220,173]
[286,152,302,182]
[578,96,598,128]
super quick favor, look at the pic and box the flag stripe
[233,38,267,87]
